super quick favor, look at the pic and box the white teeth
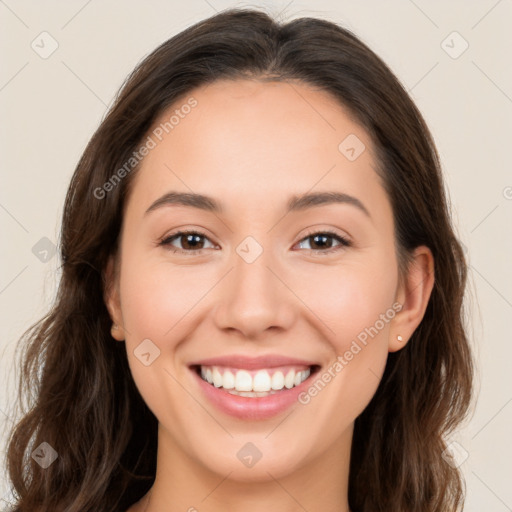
[234,370,253,392]
[229,390,275,397]
[198,365,312,393]
[271,371,285,390]
[284,370,295,389]
[253,370,272,392]
[212,368,223,387]
[222,370,235,389]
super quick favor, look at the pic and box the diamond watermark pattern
[237,442,263,468]
[338,134,366,162]
[31,31,59,59]
[31,441,58,469]
[441,441,469,468]
[441,31,469,60]
[236,236,263,264]
[134,338,161,366]
[31,237,57,263]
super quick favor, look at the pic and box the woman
[5,7,474,512]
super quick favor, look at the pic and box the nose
[213,246,296,340]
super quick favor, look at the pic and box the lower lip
[190,367,315,420]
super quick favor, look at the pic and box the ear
[103,254,125,341]
[389,245,435,352]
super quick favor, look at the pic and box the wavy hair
[4,7,474,511]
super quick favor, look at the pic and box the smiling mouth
[191,364,321,397]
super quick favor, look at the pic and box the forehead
[125,78,389,222]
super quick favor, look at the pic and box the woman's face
[107,78,414,481]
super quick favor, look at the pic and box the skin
[105,78,434,512]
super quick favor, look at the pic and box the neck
[131,423,353,512]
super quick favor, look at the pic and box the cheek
[289,260,396,420]
[116,253,205,413]
[118,262,205,433]
[287,257,398,350]
[119,258,210,337]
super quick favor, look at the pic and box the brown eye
[159,229,351,256]
[160,230,215,254]
[296,231,351,254]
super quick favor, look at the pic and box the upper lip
[189,354,319,370]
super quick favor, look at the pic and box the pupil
[313,234,331,249]
[184,234,202,249]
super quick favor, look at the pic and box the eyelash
[158,229,352,256]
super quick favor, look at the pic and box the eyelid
[158,227,352,255]
[159,229,217,253]
[294,228,351,253]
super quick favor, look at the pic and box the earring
[397,335,403,342]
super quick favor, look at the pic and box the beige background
[1,0,511,509]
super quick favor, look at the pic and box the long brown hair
[4,7,474,511]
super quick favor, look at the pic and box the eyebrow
[144,190,370,218]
